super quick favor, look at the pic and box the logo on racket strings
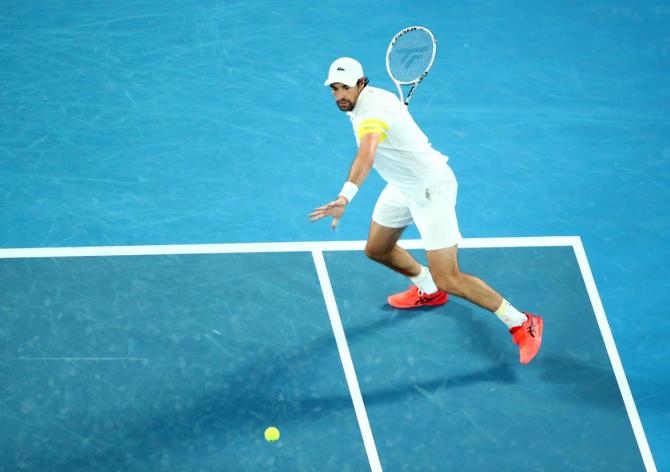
[397,46,430,68]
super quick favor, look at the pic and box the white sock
[494,299,528,329]
[409,266,439,294]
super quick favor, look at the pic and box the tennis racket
[386,26,437,106]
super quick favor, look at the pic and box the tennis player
[310,57,543,364]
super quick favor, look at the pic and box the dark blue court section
[326,247,645,471]
[0,253,368,471]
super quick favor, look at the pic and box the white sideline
[572,240,657,472]
[312,250,382,472]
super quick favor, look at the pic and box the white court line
[10,357,148,361]
[312,250,383,472]
[0,236,655,470]
[572,240,657,472]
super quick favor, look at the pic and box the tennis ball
[264,426,280,442]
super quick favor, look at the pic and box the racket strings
[388,29,434,83]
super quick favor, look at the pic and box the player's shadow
[385,297,515,364]
[53,308,516,470]
[295,361,517,411]
[536,355,627,408]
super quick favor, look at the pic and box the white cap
[324,57,364,87]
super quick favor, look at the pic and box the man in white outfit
[310,57,543,364]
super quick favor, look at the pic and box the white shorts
[372,166,462,250]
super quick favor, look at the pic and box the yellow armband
[357,119,389,142]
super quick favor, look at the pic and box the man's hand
[308,196,348,230]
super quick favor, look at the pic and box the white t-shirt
[347,86,449,198]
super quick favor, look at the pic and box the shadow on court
[538,356,626,408]
[45,307,523,470]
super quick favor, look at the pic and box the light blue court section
[326,246,646,471]
[0,253,369,471]
[0,244,652,470]
[1,0,668,469]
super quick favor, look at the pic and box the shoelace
[415,287,440,305]
[526,316,536,338]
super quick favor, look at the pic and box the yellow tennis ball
[264,426,280,442]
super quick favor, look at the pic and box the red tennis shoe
[387,285,448,309]
[510,313,544,364]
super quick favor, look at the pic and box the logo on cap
[337,67,345,71]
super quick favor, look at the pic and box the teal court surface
[0,237,656,471]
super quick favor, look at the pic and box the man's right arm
[339,131,381,202]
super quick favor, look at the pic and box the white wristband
[338,181,359,203]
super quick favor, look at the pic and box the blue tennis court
[1,1,667,470]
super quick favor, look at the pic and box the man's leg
[366,184,448,307]
[426,245,543,364]
[364,221,420,277]
[364,221,448,308]
[425,245,502,312]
